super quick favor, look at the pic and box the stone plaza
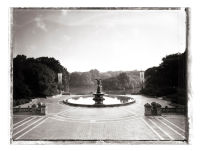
[12,95,187,144]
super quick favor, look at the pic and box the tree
[36,57,70,91]
[102,72,134,90]
[117,72,132,89]
[102,76,119,90]
[89,69,100,81]
[69,70,100,88]
[141,51,187,105]
[13,55,70,104]
[23,62,57,97]
[13,55,32,99]
[69,72,82,87]
[80,72,93,86]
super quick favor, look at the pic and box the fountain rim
[62,94,136,108]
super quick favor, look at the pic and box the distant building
[139,71,144,83]
[139,71,145,89]
[58,73,62,84]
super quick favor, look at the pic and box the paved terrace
[12,95,187,143]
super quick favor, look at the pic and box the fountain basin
[63,95,136,107]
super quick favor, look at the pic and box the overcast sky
[13,8,186,72]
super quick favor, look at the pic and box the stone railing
[161,106,185,114]
[13,102,46,115]
[144,102,185,116]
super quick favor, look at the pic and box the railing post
[144,103,152,116]
[156,103,162,116]
[31,104,37,114]
[40,104,46,115]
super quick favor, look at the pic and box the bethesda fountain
[63,78,136,107]
[93,79,105,105]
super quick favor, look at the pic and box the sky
[12,8,186,72]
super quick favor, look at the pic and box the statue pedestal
[93,93,105,105]
[93,79,105,105]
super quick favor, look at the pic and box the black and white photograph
[10,7,189,144]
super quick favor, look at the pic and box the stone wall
[144,102,185,116]
[13,102,46,115]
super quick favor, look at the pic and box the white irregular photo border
[9,7,190,145]
[1,0,200,151]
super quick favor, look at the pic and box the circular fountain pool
[63,95,136,107]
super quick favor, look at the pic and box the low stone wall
[13,102,47,115]
[13,107,32,112]
[144,102,185,116]
[161,107,185,114]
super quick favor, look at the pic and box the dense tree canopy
[69,70,141,91]
[102,72,140,91]
[141,51,187,105]
[13,51,186,106]
[36,57,70,92]
[14,51,187,106]
[13,55,69,106]
[69,70,97,87]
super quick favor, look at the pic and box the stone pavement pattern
[12,95,187,141]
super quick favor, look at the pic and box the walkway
[12,95,187,143]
